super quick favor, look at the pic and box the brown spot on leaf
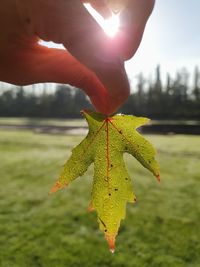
[99,217,106,228]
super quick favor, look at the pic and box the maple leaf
[50,110,160,252]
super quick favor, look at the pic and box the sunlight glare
[84,4,120,38]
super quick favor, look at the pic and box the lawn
[0,117,86,127]
[0,130,200,267]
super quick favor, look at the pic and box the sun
[84,4,120,38]
[102,15,120,37]
[40,3,120,49]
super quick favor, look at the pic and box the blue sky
[125,0,200,82]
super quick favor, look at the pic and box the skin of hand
[0,0,155,115]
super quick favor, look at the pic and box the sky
[125,0,200,83]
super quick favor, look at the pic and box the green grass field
[0,130,200,267]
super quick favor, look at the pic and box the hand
[0,0,155,115]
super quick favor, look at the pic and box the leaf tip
[156,174,161,183]
[110,248,115,254]
[87,202,95,212]
[105,234,116,253]
[49,181,68,195]
[129,194,137,204]
[81,109,90,116]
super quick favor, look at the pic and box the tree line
[0,65,200,119]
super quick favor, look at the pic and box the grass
[0,117,86,127]
[0,130,200,267]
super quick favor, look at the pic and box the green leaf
[50,110,160,252]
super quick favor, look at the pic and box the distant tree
[136,73,146,114]
[51,85,73,117]
[193,66,200,101]
[0,89,15,116]
[13,87,26,116]
[166,73,172,95]
[145,65,163,118]
[120,93,135,114]
[154,65,162,96]
[72,88,91,114]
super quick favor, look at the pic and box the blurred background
[0,0,200,266]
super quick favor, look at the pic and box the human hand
[0,0,155,115]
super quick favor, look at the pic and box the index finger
[114,0,155,60]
